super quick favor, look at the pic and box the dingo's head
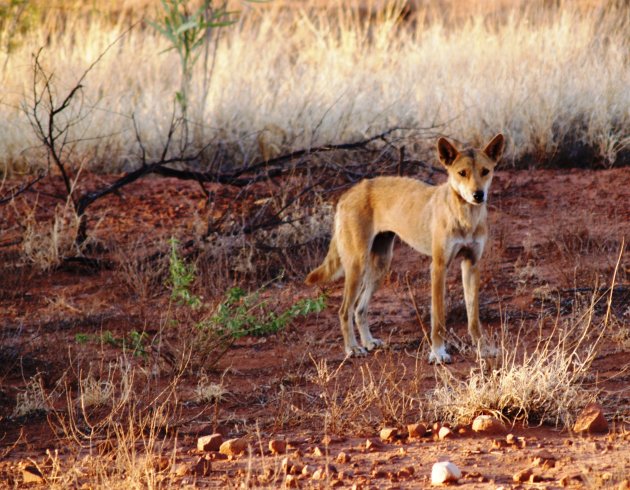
[437,134,505,205]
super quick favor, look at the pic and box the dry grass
[1,0,628,175]
[39,357,187,489]
[308,350,426,435]
[18,200,83,270]
[428,270,620,428]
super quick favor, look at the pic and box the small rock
[438,426,455,440]
[285,474,299,488]
[379,427,398,442]
[312,465,337,481]
[529,473,543,483]
[365,439,382,452]
[506,433,516,445]
[336,451,351,464]
[472,415,506,434]
[456,425,470,436]
[321,434,340,446]
[313,446,324,457]
[219,437,248,456]
[573,403,609,434]
[492,438,508,449]
[431,461,461,485]
[312,468,324,481]
[269,439,287,455]
[532,449,557,469]
[22,465,44,484]
[191,456,212,477]
[407,422,427,438]
[371,468,387,478]
[197,433,223,452]
[301,464,314,477]
[513,467,533,483]
[398,465,415,478]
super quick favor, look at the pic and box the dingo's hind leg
[339,258,367,357]
[354,232,394,351]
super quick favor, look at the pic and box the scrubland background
[0,0,628,176]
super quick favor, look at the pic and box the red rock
[573,403,609,434]
[336,451,351,464]
[365,439,383,452]
[285,474,299,487]
[269,439,287,455]
[513,467,533,482]
[472,415,506,434]
[219,437,248,456]
[191,456,212,477]
[197,433,223,452]
[438,426,455,440]
[407,422,427,438]
[379,427,398,442]
[532,449,557,468]
[21,465,44,484]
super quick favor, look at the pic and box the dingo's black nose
[473,191,484,203]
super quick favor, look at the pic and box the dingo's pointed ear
[483,133,505,163]
[437,137,459,166]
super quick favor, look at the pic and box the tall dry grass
[0,0,628,175]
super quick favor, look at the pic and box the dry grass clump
[428,284,616,428]
[19,202,84,270]
[1,1,629,174]
[40,358,187,489]
[11,375,50,418]
[309,351,425,435]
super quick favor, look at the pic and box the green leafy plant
[75,330,149,358]
[167,237,202,308]
[207,286,326,339]
[149,0,237,119]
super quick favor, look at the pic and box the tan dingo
[306,134,505,363]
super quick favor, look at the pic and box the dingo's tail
[305,236,342,285]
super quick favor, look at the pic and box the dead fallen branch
[0,170,46,205]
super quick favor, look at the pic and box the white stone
[431,461,462,485]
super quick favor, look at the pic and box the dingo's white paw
[364,338,384,351]
[345,345,368,357]
[428,345,452,364]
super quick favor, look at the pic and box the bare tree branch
[0,170,46,205]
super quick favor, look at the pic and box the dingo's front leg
[429,254,451,364]
[461,258,497,358]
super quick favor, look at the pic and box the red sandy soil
[0,166,629,488]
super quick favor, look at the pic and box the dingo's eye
[481,168,490,176]
[458,170,467,177]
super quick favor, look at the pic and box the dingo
[305,134,505,363]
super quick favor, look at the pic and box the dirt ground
[0,165,629,488]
